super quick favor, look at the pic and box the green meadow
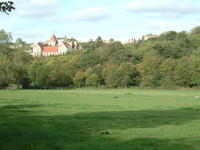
[1,89,200,150]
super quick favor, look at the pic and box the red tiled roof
[43,46,58,52]
[50,34,57,41]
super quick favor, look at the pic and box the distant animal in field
[101,131,110,134]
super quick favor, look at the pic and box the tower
[48,34,58,46]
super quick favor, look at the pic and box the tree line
[1,26,200,89]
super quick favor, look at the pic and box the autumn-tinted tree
[85,74,99,87]
[73,71,85,88]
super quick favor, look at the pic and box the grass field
[1,89,200,150]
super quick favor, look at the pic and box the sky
[1,0,200,43]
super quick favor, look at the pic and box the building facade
[31,34,80,57]
[142,34,158,41]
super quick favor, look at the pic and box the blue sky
[1,0,200,43]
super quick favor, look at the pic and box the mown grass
[0,89,200,150]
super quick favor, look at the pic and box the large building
[31,34,80,57]
[142,34,158,41]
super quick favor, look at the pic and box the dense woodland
[1,26,200,89]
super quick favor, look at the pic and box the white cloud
[73,7,110,22]
[14,32,40,39]
[29,0,57,6]
[124,0,200,17]
[13,27,56,43]
[145,21,199,33]
[16,0,59,17]
[48,6,111,23]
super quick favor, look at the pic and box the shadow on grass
[0,107,200,150]
[0,104,43,109]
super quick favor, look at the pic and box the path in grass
[0,89,200,150]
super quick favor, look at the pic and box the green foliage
[0,29,32,89]
[191,26,200,35]
[174,57,192,87]
[81,36,104,52]
[112,63,139,88]
[28,60,51,87]
[2,26,200,89]
[152,40,186,59]
[0,55,14,88]
[91,64,103,84]
[0,29,12,43]
[0,1,15,14]
[188,26,200,49]
[95,41,137,64]
[73,52,102,70]
[73,71,85,88]
[159,31,178,41]
[47,58,73,87]
[28,57,74,88]
[103,64,117,88]
[173,56,200,87]
[124,43,144,63]
[24,25,200,89]
[189,57,200,87]
[65,37,77,42]
[85,73,99,87]
[160,58,177,87]
[14,38,31,51]
[138,51,163,87]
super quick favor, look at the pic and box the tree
[104,68,117,88]
[189,56,200,87]
[47,59,73,87]
[174,56,200,87]
[73,71,85,88]
[85,74,99,87]
[73,52,102,70]
[112,63,139,88]
[0,30,32,89]
[109,38,114,42]
[11,47,32,88]
[152,41,182,59]
[0,1,15,14]
[81,36,104,52]
[91,64,103,84]
[14,38,31,51]
[138,51,163,87]
[160,58,177,88]
[0,55,14,88]
[95,41,126,64]
[0,30,15,88]
[174,57,192,87]
[0,29,12,43]
[102,62,139,88]
[159,31,177,41]
[28,60,50,88]
[188,26,200,49]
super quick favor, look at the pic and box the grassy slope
[0,89,200,150]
